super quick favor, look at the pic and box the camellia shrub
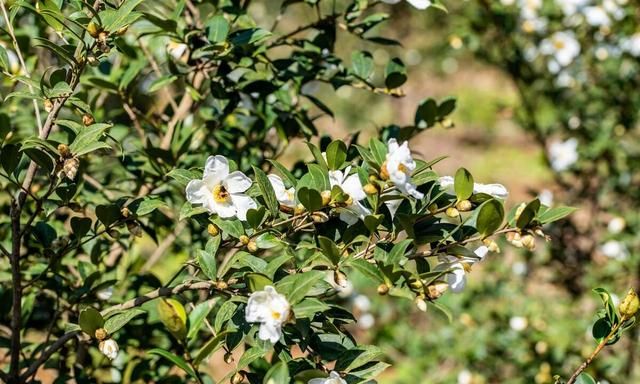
[0,1,593,384]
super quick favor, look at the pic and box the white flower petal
[231,194,257,221]
[407,0,432,9]
[186,180,216,213]
[342,173,366,201]
[224,171,253,193]
[213,200,236,218]
[203,155,229,182]
[258,321,282,343]
[473,183,509,200]
[268,174,296,207]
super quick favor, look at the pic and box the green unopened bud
[445,207,459,218]
[377,283,389,295]
[247,241,258,253]
[456,199,472,212]
[87,21,101,38]
[409,278,423,290]
[619,289,639,318]
[321,190,332,206]
[231,371,245,384]
[115,25,128,36]
[207,223,219,236]
[363,183,378,195]
[428,203,438,214]
[239,235,250,245]
[94,328,108,341]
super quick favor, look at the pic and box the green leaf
[454,167,473,201]
[157,298,188,341]
[136,197,168,216]
[268,160,297,187]
[147,75,178,93]
[255,232,281,249]
[335,345,384,372]
[1,144,21,175]
[148,348,198,380]
[104,309,145,334]
[592,317,612,343]
[352,51,374,80]
[214,300,238,333]
[212,217,244,238]
[230,28,272,45]
[207,15,230,43]
[538,206,577,224]
[245,273,273,292]
[387,239,413,265]
[415,98,438,127]
[318,236,341,265]
[575,373,597,384]
[71,217,92,238]
[325,140,347,170]
[297,187,323,212]
[0,45,10,73]
[100,0,145,32]
[293,298,330,319]
[194,330,231,365]
[516,199,540,229]
[197,248,218,281]
[264,361,290,384]
[275,270,325,304]
[476,199,504,237]
[187,299,216,340]
[96,204,121,227]
[347,259,384,285]
[167,168,201,187]
[78,307,104,336]
[384,58,407,89]
[253,166,279,218]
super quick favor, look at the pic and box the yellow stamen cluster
[212,184,231,203]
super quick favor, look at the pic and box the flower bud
[82,113,95,126]
[207,223,219,236]
[239,235,250,245]
[426,281,449,300]
[334,270,348,288]
[115,25,128,36]
[216,281,228,290]
[98,339,119,360]
[441,118,454,128]
[415,297,428,312]
[97,31,109,44]
[363,183,378,195]
[293,204,306,215]
[120,207,131,218]
[521,234,536,250]
[94,328,108,341]
[247,241,258,253]
[87,21,101,38]
[428,204,438,214]
[377,283,389,295]
[619,289,639,318]
[223,351,234,364]
[445,207,459,218]
[409,278,423,290]
[379,162,390,180]
[311,211,329,223]
[63,157,80,180]
[368,175,378,182]
[483,238,501,253]
[127,221,143,237]
[44,99,53,112]
[58,143,70,158]
[456,199,472,212]
[321,190,332,206]
[87,54,99,66]
[514,202,526,221]
[231,371,245,384]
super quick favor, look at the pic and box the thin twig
[19,331,81,381]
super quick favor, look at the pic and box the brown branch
[19,331,81,382]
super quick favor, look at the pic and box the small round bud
[377,284,390,295]
[239,235,250,245]
[426,281,449,300]
[115,25,128,36]
[87,21,101,38]
[293,204,306,215]
[311,211,329,223]
[483,239,500,253]
[334,270,347,288]
[120,207,131,218]
[216,281,228,290]
[97,31,109,44]
[321,190,332,206]
[223,352,234,364]
[87,54,99,66]
[108,229,120,239]
[455,199,472,212]
[379,162,390,180]
[521,234,536,250]
[619,289,639,318]
[363,183,378,195]
[127,221,143,237]
[94,328,108,341]
[428,204,438,214]
[207,223,219,236]
[368,175,378,182]
[441,118,454,128]
[247,241,258,253]
[58,143,70,158]
[445,207,459,218]
[409,278,423,290]
[415,297,428,312]
[231,371,245,384]
[82,114,95,126]
[43,99,53,112]
[507,232,523,248]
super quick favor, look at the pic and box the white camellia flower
[607,217,626,234]
[167,41,188,61]
[99,339,119,360]
[245,286,290,343]
[328,166,371,224]
[383,139,424,200]
[457,370,473,384]
[436,246,488,293]
[268,174,296,208]
[600,240,628,261]
[557,0,589,17]
[548,138,578,172]
[308,371,347,384]
[582,6,610,27]
[509,316,529,331]
[540,31,580,72]
[185,155,257,221]
[621,33,640,57]
[96,287,114,301]
[437,176,509,200]
[538,189,554,207]
[381,0,432,10]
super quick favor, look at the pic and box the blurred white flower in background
[600,240,628,261]
[583,6,611,27]
[382,0,432,10]
[308,371,347,384]
[607,217,626,234]
[167,41,188,62]
[538,189,554,206]
[97,287,114,301]
[621,33,640,56]
[457,369,473,384]
[357,313,375,330]
[556,0,589,17]
[353,295,372,312]
[509,316,529,331]
[245,286,290,343]
[540,31,581,73]
[548,138,578,172]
